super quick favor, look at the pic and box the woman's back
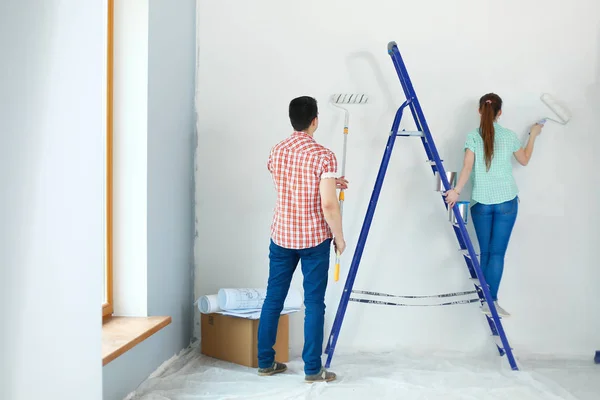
[443,91,543,315]
[465,123,522,205]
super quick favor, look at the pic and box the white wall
[103,1,197,399]
[0,1,104,399]
[194,0,600,357]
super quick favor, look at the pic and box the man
[257,96,348,383]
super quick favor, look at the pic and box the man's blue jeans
[471,197,518,301]
[258,238,331,375]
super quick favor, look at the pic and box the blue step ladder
[324,41,519,371]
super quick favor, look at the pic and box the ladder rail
[387,44,436,171]
[388,41,518,370]
[324,101,411,366]
[388,43,440,176]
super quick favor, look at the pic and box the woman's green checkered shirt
[464,123,523,205]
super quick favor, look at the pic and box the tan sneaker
[494,301,511,317]
[305,368,336,383]
[481,302,510,318]
[258,361,287,376]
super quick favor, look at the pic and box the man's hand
[334,236,346,255]
[336,176,349,190]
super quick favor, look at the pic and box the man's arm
[320,178,343,240]
[319,151,346,254]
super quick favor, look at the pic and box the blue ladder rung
[482,310,502,320]
[396,130,424,137]
[486,317,500,335]
[469,277,488,288]
[493,335,513,351]
[463,256,476,274]
[460,249,479,258]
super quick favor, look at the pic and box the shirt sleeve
[318,151,338,179]
[267,149,273,172]
[511,131,523,152]
[464,132,477,153]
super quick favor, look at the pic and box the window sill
[102,302,114,317]
[102,316,171,366]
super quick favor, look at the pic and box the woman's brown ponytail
[479,93,502,171]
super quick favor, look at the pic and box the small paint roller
[330,93,369,282]
[538,93,571,125]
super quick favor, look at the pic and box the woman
[444,93,543,317]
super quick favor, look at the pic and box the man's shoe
[258,361,287,376]
[305,368,336,383]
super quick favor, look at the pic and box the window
[103,0,114,318]
[100,0,172,364]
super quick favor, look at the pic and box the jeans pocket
[305,238,332,256]
[470,202,492,216]
[501,197,518,215]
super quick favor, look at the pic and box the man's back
[268,131,337,250]
[258,96,340,383]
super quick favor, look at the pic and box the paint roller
[538,93,571,125]
[329,93,369,282]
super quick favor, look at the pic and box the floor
[125,344,598,400]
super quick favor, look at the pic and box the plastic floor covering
[125,344,599,400]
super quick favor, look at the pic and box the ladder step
[426,159,443,165]
[460,249,479,258]
[493,335,513,351]
[481,305,505,321]
[469,277,488,288]
[397,130,424,137]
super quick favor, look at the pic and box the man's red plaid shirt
[268,131,338,249]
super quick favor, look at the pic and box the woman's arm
[444,149,474,207]
[514,123,543,166]
[454,149,475,194]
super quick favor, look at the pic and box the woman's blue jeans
[257,238,331,375]
[470,197,518,301]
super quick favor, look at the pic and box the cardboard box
[200,313,289,368]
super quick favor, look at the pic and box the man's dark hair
[289,96,318,131]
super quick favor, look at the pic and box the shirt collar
[292,131,315,141]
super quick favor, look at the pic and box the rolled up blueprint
[217,288,303,311]
[197,294,221,314]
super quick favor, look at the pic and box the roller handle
[334,251,341,282]
[334,190,345,282]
